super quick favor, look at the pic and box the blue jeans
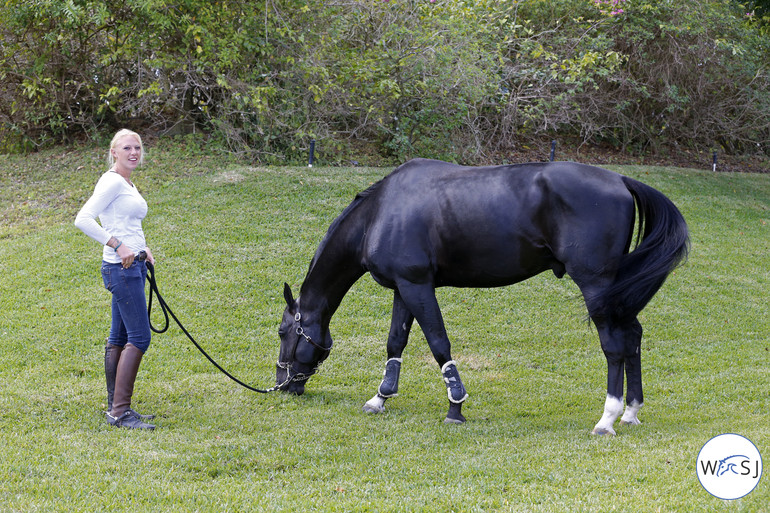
[101,261,151,353]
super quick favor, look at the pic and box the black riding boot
[109,343,155,430]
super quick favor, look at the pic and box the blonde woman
[75,129,157,430]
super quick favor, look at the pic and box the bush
[1,0,768,163]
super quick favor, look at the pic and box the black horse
[276,159,688,434]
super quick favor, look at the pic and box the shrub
[0,0,767,163]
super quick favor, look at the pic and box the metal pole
[550,140,557,162]
[308,139,315,168]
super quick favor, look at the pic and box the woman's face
[111,135,142,174]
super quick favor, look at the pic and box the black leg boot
[109,343,155,430]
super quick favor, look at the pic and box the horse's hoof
[363,394,386,414]
[590,427,616,436]
[362,403,385,414]
[619,418,641,426]
[445,402,466,424]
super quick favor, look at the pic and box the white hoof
[619,400,643,426]
[363,394,386,414]
[363,403,385,414]
[591,394,623,436]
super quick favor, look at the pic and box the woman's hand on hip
[143,247,156,266]
[116,244,135,268]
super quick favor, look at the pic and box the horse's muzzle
[275,364,306,395]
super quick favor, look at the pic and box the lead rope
[138,252,277,394]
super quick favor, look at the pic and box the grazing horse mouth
[275,362,312,395]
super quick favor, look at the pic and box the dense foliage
[1,0,769,163]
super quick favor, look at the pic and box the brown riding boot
[104,343,123,415]
[105,343,154,425]
[109,343,155,430]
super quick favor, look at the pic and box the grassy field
[1,144,768,512]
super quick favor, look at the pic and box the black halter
[293,311,333,356]
[275,310,333,388]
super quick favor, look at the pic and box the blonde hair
[108,129,145,168]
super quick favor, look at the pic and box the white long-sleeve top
[75,170,148,264]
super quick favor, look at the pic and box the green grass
[1,145,769,512]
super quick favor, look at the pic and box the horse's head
[275,283,332,395]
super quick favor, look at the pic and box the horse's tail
[593,176,689,323]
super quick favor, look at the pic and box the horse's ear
[283,282,295,306]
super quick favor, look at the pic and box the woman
[75,129,157,430]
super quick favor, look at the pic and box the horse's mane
[329,177,385,235]
[305,175,388,275]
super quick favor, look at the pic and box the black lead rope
[137,252,276,394]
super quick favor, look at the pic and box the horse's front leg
[441,360,469,424]
[363,290,414,414]
[395,280,469,424]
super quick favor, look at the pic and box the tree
[1,0,768,162]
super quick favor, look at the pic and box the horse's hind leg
[590,317,644,435]
[620,318,644,426]
[363,290,414,414]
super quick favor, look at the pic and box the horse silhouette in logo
[717,455,750,477]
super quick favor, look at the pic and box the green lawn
[1,145,768,512]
